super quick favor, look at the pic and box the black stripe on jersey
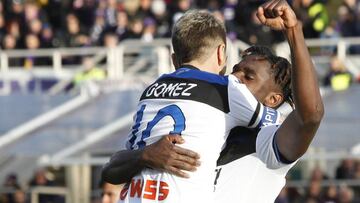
[217,127,260,166]
[248,102,261,127]
[140,77,230,113]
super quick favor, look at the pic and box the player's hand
[256,0,298,31]
[141,135,201,178]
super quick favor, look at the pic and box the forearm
[275,24,324,161]
[257,0,325,162]
[101,149,145,184]
[284,23,324,124]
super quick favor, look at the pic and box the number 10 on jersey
[128,104,186,150]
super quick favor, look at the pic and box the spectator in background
[353,161,360,179]
[127,17,144,39]
[13,189,27,203]
[23,34,50,69]
[293,0,329,38]
[320,20,341,55]
[2,173,21,203]
[24,1,45,23]
[103,32,119,48]
[115,11,129,40]
[339,184,355,203]
[222,0,238,39]
[73,57,106,86]
[303,180,323,202]
[322,184,339,203]
[123,0,141,18]
[101,0,118,28]
[151,0,169,37]
[171,0,191,26]
[6,1,25,24]
[323,55,353,91]
[27,18,42,37]
[338,0,360,54]
[2,34,17,50]
[7,20,21,46]
[142,17,156,42]
[2,34,23,67]
[101,10,129,42]
[90,14,106,45]
[29,169,54,187]
[100,182,122,203]
[310,166,329,182]
[336,159,355,179]
[137,0,154,20]
[29,169,59,203]
[0,13,5,42]
[63,13,89,47]
[337,0,358,37]
[40,24,56,48]
[243,8,276,46]
[72,0,97,30]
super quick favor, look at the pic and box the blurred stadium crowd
[1,0,360,203]
[277,159,360,203]
[0,0,359,50]
[3,159,360,203]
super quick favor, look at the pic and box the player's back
[120,66,278,203]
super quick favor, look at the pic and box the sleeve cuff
[272,132,295,165]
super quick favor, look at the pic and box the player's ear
[264,92,283,108]
[217,43,227,68]
[172,53,180,69]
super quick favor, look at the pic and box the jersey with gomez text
[119,66,281,203]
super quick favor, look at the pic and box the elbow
[303,103,324,126]
[101,164,111,183]
[101,163,131,185]
[101,164,120,185]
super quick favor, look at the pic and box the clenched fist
[256,0,298,31]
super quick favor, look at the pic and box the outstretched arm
[257,0,324,162]
[102,135,200,184]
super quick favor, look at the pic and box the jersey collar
[178,65,200,71]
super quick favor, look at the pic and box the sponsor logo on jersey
[120,178,169,201]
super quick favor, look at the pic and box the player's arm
[257,0,324,162]
[101,135,200,184]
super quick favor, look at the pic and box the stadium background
[0,0,360,202]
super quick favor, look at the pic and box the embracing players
[102,0,324,202]
[104,6,282,203]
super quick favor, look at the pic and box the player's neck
[183,60,220,74]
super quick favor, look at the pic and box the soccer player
[102,0,324,202]
[102,9,282,203]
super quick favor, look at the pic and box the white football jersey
[214,125,297,203]
[119,66,281,203]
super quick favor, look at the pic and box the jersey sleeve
[256,125,298,171]
[227,74,282,128]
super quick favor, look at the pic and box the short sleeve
[256,125,298,170]
[227,74,282,128]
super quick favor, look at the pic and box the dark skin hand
[102,135,200,184]
[102,0,324,184]
[257,0,324,162]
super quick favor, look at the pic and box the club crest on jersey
[145,82,197,98]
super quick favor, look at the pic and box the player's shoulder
[159,66,229,86]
